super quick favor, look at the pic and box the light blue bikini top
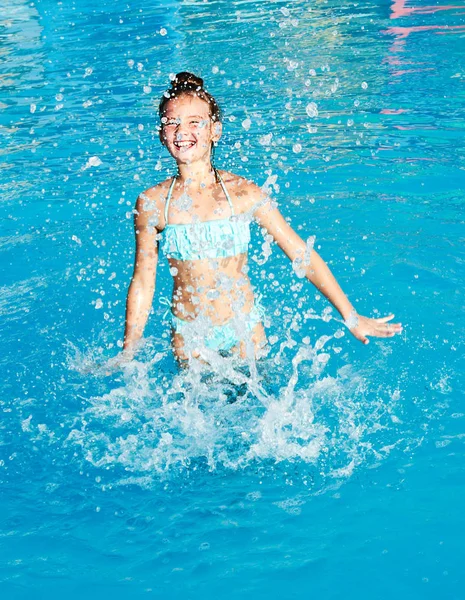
[160,171,251,262]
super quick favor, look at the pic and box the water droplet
[160,28,167,36]
[242,117,251,131]
[259,133,273,146]
[361,81,368,89]
[86,156,102,168]
[305,102,318,118]
[287,60,299,71]
[293,143,302,153]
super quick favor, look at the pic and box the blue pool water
[1,0,464,597]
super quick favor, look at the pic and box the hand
[348,313,403,345]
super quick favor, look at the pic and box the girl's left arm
[252,193,402,344]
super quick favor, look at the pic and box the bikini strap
[164,177,176,224]
[216,170,235,217]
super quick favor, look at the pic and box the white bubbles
[361,81,368,89]
[280,6,290,16]
[287,60,299,71]
[95,298,103,309]
[127,59,134,68]
[30,103,36,114]
[71,235,82,245]
[82,100,92,108]
[304,235,315,266]
[242,117,252,131]
[212,66,219,74]
[143,85,152,94]
[169,267,179,277]
[292,256,306,279]
[84,67,93,78]
[83,156,102,170]
[292,143,302,154]
[305,102,318,118]
[159,28,167,36]
[259,133,273,146]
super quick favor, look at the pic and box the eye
[162,118,178,127]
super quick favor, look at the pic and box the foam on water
[63,329,412,491]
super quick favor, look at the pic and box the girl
[123,72,402,363]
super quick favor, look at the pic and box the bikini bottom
[168,303,264,353]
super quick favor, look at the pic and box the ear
[211,120,223,143]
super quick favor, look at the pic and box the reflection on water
[390,0,465,19]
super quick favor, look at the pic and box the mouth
[174,140,196,150]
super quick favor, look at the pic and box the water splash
[63,332,408,491]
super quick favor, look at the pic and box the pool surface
[1,0,464,598]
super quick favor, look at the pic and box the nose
[175,120,189,140]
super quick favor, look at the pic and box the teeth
[175,141,195,147]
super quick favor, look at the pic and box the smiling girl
[122,72,402,363]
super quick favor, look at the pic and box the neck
[176,160,216,189]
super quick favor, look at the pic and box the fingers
[371,321,403,338]
[377,314,395,323]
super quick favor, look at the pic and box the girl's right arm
[123,194,160,354]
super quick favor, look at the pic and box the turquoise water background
[1,0,464,597]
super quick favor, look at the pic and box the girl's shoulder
[138,177,173,208]
[217,170,265,212]
[135,177,173,222]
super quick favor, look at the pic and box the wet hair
[158,71,222,123]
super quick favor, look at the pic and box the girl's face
[159,94,222,165]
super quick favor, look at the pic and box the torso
[141,170,258,324]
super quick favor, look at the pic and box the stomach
[168,253,255,324]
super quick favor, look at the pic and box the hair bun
[171,71,204,90]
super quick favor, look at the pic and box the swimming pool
[1,0,464,597]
